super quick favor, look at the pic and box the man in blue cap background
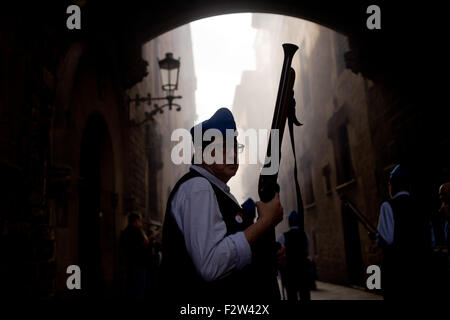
[376,164,431,300]
[277,210,314,300]
[160,108,283,301]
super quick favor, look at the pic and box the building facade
[233,14,385,286]
[0,10,196,299]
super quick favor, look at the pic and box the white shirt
[170,165,252,282]
[377,191,410,245]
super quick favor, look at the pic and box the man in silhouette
[438,183,450,253]
[377,165,430,300]
[436,182,450,295]
[120,212,149,300]
[277,210,312,300]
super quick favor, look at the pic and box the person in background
[438,183,450,265]
[277,210,312,300]
[376,165,430,300]
[437,182,450,297]
[120,212,150,301]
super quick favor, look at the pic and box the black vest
[284,229,308,267]
[381,194,430,299]
[388,194,429,255]
[160,169,279,302]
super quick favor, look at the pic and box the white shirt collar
[190,165,231,194]
[392,191,410,199]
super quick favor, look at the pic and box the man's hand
[244,193,283,246]
[256,192,284,228]
[440,201,450,221]
[140,229,150,247]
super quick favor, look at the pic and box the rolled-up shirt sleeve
[171,177,252,282]
[228,231,252,270]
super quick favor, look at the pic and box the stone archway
[78,113,116,297]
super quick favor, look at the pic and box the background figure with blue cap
[160,108,284,301]
[376,164,431,300]
[277,210,315,300]
[428,182,450,299]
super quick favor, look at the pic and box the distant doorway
[78,114,116,297]
[341,204,365,287]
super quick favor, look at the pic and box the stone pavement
[310,281,383,300]
[278,279,383,300]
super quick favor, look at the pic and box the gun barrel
[258,43,298,203]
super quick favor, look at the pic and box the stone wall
[0,11,196,299]
[232,14,383,285]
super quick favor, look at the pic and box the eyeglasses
[208,142,245,157]
[237,143,245,154]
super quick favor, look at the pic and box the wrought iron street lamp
[127,52,182,125]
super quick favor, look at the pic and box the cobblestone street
[279,279,383,300]
[311,281,382,300]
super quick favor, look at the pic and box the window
[333,125,355,186]
[302,164,315,205]
[335,33,348,75]
[322,164,332,194]
[299,40,311,108]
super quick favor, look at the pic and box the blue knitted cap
[288,210,300,227]
[390,164,408,181]
[190,108,237,141]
